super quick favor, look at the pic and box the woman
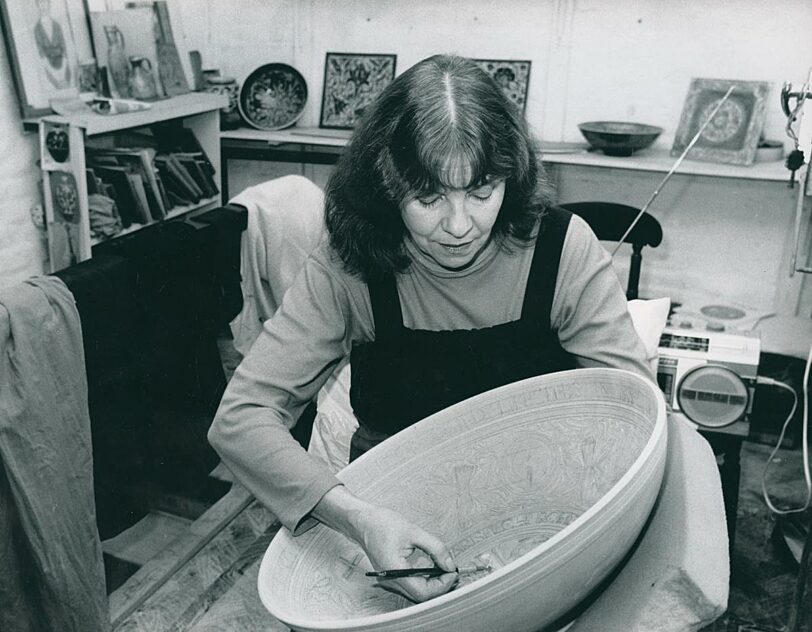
[209,54,651,603]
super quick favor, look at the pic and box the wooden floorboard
[103,512,192,566]
[112,495,279,631]
[110,484,254,627]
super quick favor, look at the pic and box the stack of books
[86,126,219,230]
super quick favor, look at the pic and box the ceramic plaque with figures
[258,368,667,632]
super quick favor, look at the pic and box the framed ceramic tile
[319,52,397,130]
[0,0,93,118]
[671,77,771,165]
[473,59,531,112]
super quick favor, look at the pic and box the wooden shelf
[90,196,219,246]
[540,146,796,183]
[220,126,350,147]
[220,126,797,183]
[29,93,227,137]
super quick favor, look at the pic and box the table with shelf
[220,127,346,200]
[36,93,228,271]
[220,126,797,201]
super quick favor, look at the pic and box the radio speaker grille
[676,364,749,427]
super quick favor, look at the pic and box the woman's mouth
[440,241,473,255]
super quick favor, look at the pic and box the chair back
[559,202,663,300]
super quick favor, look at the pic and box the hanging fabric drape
[0,276,109,632]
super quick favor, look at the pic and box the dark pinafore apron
[348,207,576,461]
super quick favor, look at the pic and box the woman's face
[401,179,505,271]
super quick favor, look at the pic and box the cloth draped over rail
[0,276,109,632]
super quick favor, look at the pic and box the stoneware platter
[258,368,667,632]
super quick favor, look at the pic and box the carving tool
[366,562,491,579]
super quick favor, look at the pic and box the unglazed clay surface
[258,368,667,632]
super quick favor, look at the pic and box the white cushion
[627,297,671,376]
[309,358,356,473]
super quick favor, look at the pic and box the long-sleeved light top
[209,213,652,532]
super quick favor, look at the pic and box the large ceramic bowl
[259,368,667,632]
[577,121,663,156]
[238,63,308,131]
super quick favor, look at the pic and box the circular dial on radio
[676,364,749,428]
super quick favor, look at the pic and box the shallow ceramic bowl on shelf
[258,368,667,632]
[577,121,664,156]
[238,63,308,131]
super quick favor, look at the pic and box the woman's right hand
[312,486,458,602]
[355,503,458,602]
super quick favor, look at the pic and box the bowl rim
[577,121,664,135]
[237,62,308,131]
[259,368,667,630]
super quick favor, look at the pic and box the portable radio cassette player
[656,325,761,428]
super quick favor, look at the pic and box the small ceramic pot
[129,56,158,100]
[205,75,241,129]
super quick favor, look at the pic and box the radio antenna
[611,85,737,256]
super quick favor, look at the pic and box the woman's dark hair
[325,54,553,280]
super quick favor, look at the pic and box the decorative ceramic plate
[258,368,667,632]
[238,63,308,131]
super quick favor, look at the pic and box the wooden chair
[559,202,663,300]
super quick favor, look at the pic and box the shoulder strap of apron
[366,271,403,341]
[521,207,573,325]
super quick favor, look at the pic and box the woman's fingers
[423,571,459,596]
[376,531,458,602]
[381,571,458,603]
[354,503,458,602]
[411,530,456,572]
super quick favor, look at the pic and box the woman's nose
[442,197,473,237]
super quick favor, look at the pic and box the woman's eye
[470,188,493,201]
[418,195,442,208]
